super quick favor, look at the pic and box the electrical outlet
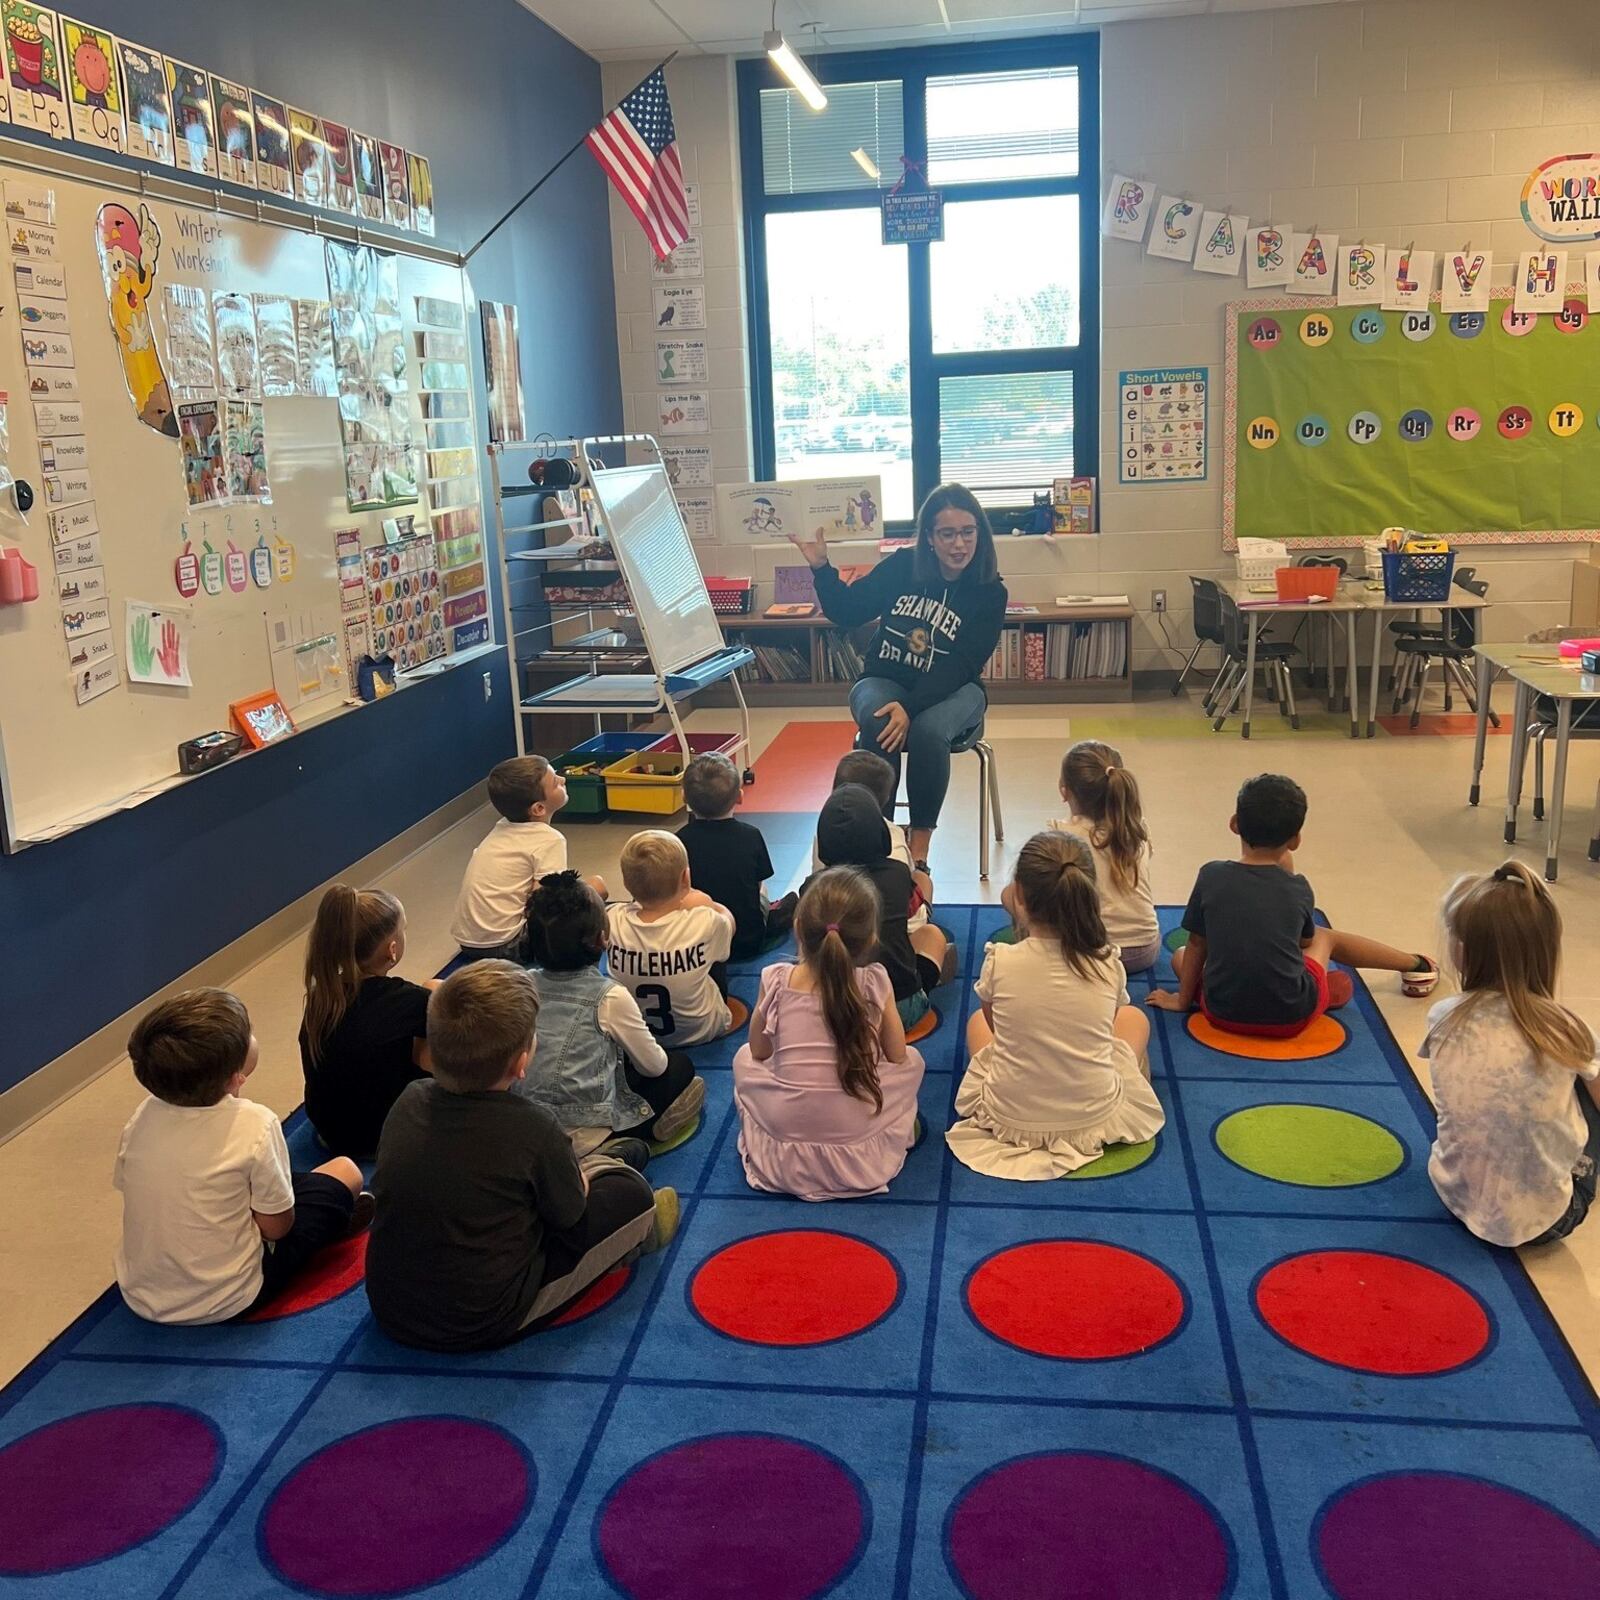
[1152,589,1167,614]
[482,671,493,701]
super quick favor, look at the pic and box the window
[740,37,1099,521]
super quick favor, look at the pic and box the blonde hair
[427,961,539,1091]
[302,885,404,1063]
[1438,860,1593,1072]
[1012,831,1113,979]
[794,867,883,1113]
[621,829,687,904]
[1061,740,1149,894]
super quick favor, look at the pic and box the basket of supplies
[1235,538,1289,582]
[1275,565,1339,603]
[601,731,742,815]
[1382,549,1455,603]
[704,576,754,616]
[551,732,660,818]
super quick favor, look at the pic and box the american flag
[586,68,690,261]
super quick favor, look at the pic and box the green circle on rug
[1164,928,1189,952]
[1215,1104,1404,1187]
[1066,1138,1156,1180]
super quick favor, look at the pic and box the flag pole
[463,52,680,264]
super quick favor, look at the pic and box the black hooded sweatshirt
[814,548,1006,716]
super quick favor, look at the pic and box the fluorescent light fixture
[764,30,827,111]
[850,147,880,180]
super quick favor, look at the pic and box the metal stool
[893,721,1005,880]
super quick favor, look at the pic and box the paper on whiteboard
[212,290,259,397]
[163,283,217,398]
[125,598,193,687]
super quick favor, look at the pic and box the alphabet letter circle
[1501,305,1537,337]
[1347,410,1382,444]
[1449,312,1485,340]
[1295,415,1331,447]
[1299,314,1333,348]
[1400,408,1434,442]
[1246,416,1281,450]
[1350,311,1386,344]
[1556,299,1588,334]
[1447,407,1481,441]
[1549,403,1584,438]
[1401,310,1437,343]
[1247,317,1281,350]
[1498,405,1534,439]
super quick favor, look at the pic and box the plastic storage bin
[1235,538,1289,582]
[1382,549,1455,603]
[551,732,660,818]
[1275,565,1339,602]
[602,731,742,815]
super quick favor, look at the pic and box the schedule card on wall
[1119,367,1209,484]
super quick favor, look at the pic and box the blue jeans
[849,676,987,833]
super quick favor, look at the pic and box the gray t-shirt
[366,1079,586,1351]
[1182,860,1318,1025]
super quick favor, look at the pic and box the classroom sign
[881,189,944,244]
[1522,153,1600,242]
[1226,292,1600,546]
[1119,368,1208,483]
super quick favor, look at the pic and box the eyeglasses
[931,525,979,545]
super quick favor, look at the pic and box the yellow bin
[600,733,740,815]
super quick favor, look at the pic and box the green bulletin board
[1224,290,1600,547]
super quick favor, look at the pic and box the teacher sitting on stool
[788,482,1007,867]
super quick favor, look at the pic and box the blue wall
[0,1,622,1092]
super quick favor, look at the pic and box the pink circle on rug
[0,1404,220,1575]
[596,1433,865,1600]
[245,1233,368,1321]
[947,1452,1232,1599]
[260,1418,531,1595]
[1316,1472,1600,1598]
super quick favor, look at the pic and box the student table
[1468,642,1600,881]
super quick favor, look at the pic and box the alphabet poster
[3,2,67,141]
[60,16,122,153]
[118,40,171,166]
[1119,367,1208,483]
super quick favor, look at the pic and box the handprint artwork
[124,601,192,686]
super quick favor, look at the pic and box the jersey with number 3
[605,902,734,1046]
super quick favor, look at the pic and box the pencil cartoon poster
[3,2,68,140]
[324,119,356,213]
[117,40,172,166]
[288,107,329,207]
[209,74,255,187]
[164,55,215,177]
[406,151,434,236]
[379,140,410,228]
[60,16,122,152]
[96,201,179,437]
[250,90,292,196]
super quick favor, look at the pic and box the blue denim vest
[519,965,651,1131]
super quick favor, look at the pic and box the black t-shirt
[1182,860,1318,1025]
[299,975,431,1156]
[366,1079,587,1351]
[678,815,774,956]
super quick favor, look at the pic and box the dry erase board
[1223,290,1600,548]
[0,146,485,847]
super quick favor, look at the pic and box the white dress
[947,937,1165,1180]
[1048,815,1160,954]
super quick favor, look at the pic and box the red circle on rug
[690,1231,900,1346]
[1255,1249,1491,1375]
[966,1241,1187,1360]
[244,1232,368,1322]
[546,1266,632,1329]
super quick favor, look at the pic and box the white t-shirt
[1422,993,1599,1247]
[114,1094,295,1324]
[450,818,567,948]
[1049,815,1159,952]
[605,902,734,1046]
[811,817,928,930]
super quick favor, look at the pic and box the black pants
[518,1164,657,1332]
[1528,1086,1600,1245]
[237,1172,355,1316]
[456,939,523,966]
[618,1050,696,1142]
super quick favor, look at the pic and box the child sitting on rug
[733,867,925,1200]
[299,884,434,1158]
[812,750,932,934]
[677,752,796,961]
[1148,773,1437,1036]
[366,962,677,1352]
[948,832,1163,1181]
[116,990,370,1325]
[1049,740,1160,976]
[808,783,955,1029]
[521,871,705,1160]
[1422,860,1599,1248]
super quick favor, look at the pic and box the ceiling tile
[519,0,688,54]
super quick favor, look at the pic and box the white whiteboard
[0,151,482,846]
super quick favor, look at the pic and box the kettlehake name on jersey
[607,942,710,977]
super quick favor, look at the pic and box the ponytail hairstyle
[794,867,884,1114]
[1437,860,1594,1072]
[1011,830,1113,978]
[523,870,606,971]
[1061,739,1149,894]
[302,885,405,1063]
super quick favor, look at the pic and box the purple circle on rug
[1316,1472,1600,1599]
[946,1452,1232,1600]
[596,1432,866,1599]
[260,1417,532,1596]
[0,1403,221,1575]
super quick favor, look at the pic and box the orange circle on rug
[1254,1249,1491,1375]
[546,1266,632,1330]
[727,995,750,1030]
[906,1005,940,1044]
[244,1232,368,1322]
[690,1230,901,1346]
[1186,1011,1347,1060]
[966,1241,1187,1360]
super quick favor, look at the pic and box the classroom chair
[1384,564,1478,688]
[1171,575,1225,696]
[1295,555,1348,701]
[1210,590,1300,734]
[892,722,1004,880]
[1390,571,1497,728]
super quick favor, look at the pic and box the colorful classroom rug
[2,907,1598,1598]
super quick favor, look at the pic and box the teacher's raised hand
[786,525,830,570]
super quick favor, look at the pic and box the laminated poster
[118,40,172,165]
[34,398,83,436]
[3,2,68,141]
[480,299,525,443]
[125,599,192,687]
[250,91,292,197]
[72,651,119,705]
[210,74,256,188]
[656,338,707,385]
[14,258,65,298]
[380,140,410,229]
[406,151,433,235]
[252,293,296,397]
[18,291,67,332]
[164,56,215,177]
[324,119,356,213]
[178,398,225,508]
[65,625,114,672]
[352,131,383,223]
[414,295,462,330]
[295,298,335,397]
[95,201,179,436]
[1442,248,1493,315]
[4,177,52,223]
[211,289,260,398]
[657,389,709,434]
[224,397,270,503]
[61,16,122,153]
[662,442,711,487]
[162,282,217,398]
[652,282,704,330]
[288,107,330,208]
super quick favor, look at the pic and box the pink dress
[733,962,925,1201]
